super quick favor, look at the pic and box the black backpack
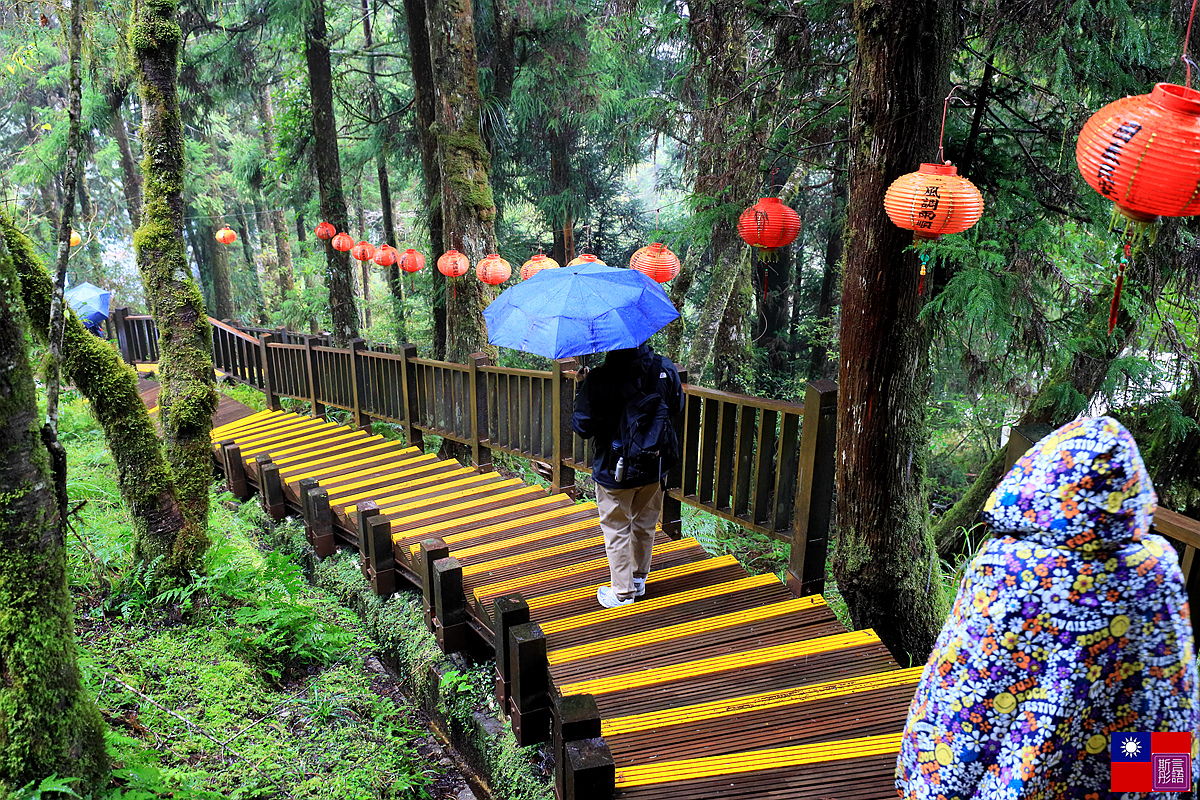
[614,356,679,484]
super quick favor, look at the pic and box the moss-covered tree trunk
[424,0,496,363]
[0,225,108,796]
[304,0,360,346]
[403,0,446,356]
[831,0,953,665]
[130,0,217,552]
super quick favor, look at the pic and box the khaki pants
[596,482,662,600]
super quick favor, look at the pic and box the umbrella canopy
[65,281,111,330]
[484,264,680,359]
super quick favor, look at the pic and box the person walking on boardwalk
[572,344,683,608]
[896,416,1199,799]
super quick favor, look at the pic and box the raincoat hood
[982,416,1157,553]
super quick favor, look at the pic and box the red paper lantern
[1076,83,1200,222]
[351,241,376,261]
[437,249,470,277]
[399,248,425,273]
[737,197,801,255]
[69,230,81,247]
[630,243,680,283]
[331,232,353,252]
[566,253,606,267]
[215,226,237,245]
[315,221,336,240]
[476,254,512,285]
[520,253,560,280]
[883,163,984,239]
[373,245,398,267]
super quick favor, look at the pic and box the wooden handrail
[1154,507,1200,550]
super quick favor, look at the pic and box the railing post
[366,513,395,596]
[420,539,450,632]
[222,443,249,499]
[303,334,324,417]
[661,366,688,540]
[468,352,492,473]
[508,621,551,745]
[564,739,616,800]
[433,556,467,653]
[349,338,371,429]
[258,333,282,411]
[356,501,380,580]
[553,694,603,800]
[493,594,529,716]
[259,461,286,521]
[786,379,837,598]
[111,306,132,363]
[399,343,424,450]
[552,358,578,498]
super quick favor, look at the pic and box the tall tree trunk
[107,81,143,232]
[254,84,295,299]
[210,222,234,320]
[808,155,846,381]
[403,0,444,354]
[130,0,218,552]
[682,0,759,383]
[0,228,108,796]
[490,0,515,104]
[832,0,954,665]
[713,249,753,392]
[184,212,213,310]
[425,0,496,363]
[304,0,359,345]
[76,141,105,283]
[664,243,702,363]
[353,182,371,329]
[550,131,577,266]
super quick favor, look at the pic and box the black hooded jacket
[571,344,683,489]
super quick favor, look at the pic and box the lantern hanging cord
[1185,0,1200,88]
[937,85,969,164]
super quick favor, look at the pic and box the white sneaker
[633,577,647,597]
[597,585,634,608]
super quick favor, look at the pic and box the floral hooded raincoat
[896,416,1198,799]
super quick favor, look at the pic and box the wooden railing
[109,308,839,597]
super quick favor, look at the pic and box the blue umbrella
[484,264,680,359]
[65,281,111,332]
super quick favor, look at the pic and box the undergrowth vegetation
[53,390,451,800]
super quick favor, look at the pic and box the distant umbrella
[65,281,111,334]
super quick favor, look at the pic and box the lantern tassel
[1108,237,1131,334]
[917,250,930,296]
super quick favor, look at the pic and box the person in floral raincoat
[896,416,1198,799]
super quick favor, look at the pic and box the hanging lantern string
[917,250,931,295]
[936,85,969,164]
[1184,0,1200,88]
[1109,230,1132,335]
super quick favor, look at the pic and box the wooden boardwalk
[209,408,918,800]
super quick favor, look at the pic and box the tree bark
[808,155,847,381]
[713,249,754,392]
[130,0,218,553]
[254,84,295,300]
[831,0,954,665]
[107,81,143,233]
[304,0,359,345]
[0,226,108,797]
[424,0,496,363]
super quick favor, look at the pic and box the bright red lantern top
[629,243,680,283]
[520,253,560,280]
[215,226,237,245]
[331,232,354,252]
[315,222,336,240]
[737,197,801,254]
[437,249,470,278]
[1076,83,1200,222]
[373,245,398,267]
[399,249,425,273]
[476,254,512,285]
[351,241,376,261]
[566,253,606,267]
[883,163,984,239]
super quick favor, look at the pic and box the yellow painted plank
[229,415,323,443]
[613,732,904,788]
[279,443,422,481]
[548,596,825,665]
[210,409,273,438]
[334,466,475,511]
[525,555,742,611]
[447,515,598,560]
[558,629,881,697]
[442,501,595,547]
[601,667,924,737]
[300,451,437,492]
[238,423,342,457]
[368,472,508,511]
[453,522,600,573]
[271,431,380,463]
[376,477,525,516]
[235,419,330,452]
[405,496,572,552]
[390,487,548,542]
[471,538,702,602]
[540,573,781,636]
